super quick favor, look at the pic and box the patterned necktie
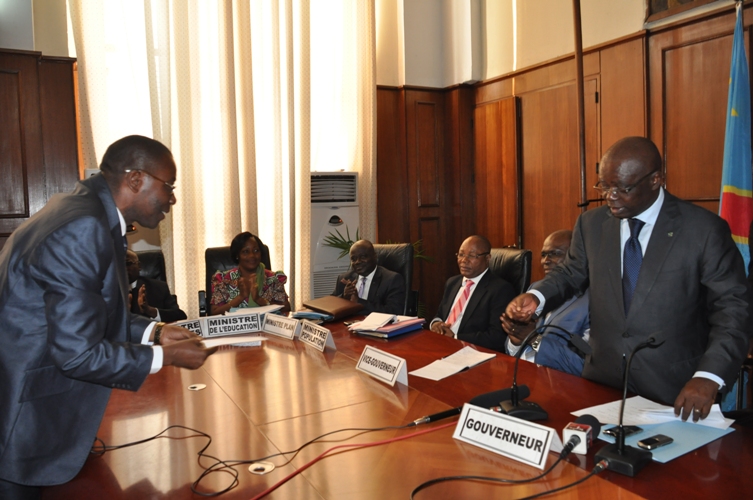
[358,276,367,299]
[447,279,474,326]
[622,218,645,314]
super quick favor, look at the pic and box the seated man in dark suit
[501,230,589,375]
[126,249,187,323]
[332,239,405,315]
[430,235,516,352]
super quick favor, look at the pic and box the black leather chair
[373,243,414,315]
[203,244,271,316]
[488,247,532,295]
[136,250,167,282]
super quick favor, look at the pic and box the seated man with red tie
[430,235,516,352]
[332,239,405,315]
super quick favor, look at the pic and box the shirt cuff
[693,371,725,389]
[141,322,157,344]
[150,346,163,374]
[506,337,523,356]
[529,289,546,316]
[153,310,162,322]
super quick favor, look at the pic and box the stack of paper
[348,314,425,338]
[291,310,334,321]
[409,346,496,380]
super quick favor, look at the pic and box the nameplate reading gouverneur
[453,404,559,469]
[263,314,300,340]
[299,320,336,352]
[356,345,407,387]
[204,312,262,338]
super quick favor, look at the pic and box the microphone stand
[594,337,662,476]
[501,323,582,420]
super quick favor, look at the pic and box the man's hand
[162,338,217,369]
[341,278,358,302]
[159,324,199,345]
[674,378,719,422]
[138,285,158,318]
[430,321,454,337]
[500,313,536,345]
[505,293,541,323]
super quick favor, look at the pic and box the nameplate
[204,312,262,338]
[356,345,408,387]
[173,318,205,336]
[299,320,336,352]
[263,314,300,340]
[453,404,559,470]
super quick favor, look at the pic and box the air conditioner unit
[310,172,359,299]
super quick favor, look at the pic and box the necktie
[447,279,474,326]
[358,276,367,299]
[622,218,645,314]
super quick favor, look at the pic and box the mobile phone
[603,425,643,438]
[637,434,674,450]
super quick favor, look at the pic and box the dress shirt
[358,266,378,300]
[445,268,488,337]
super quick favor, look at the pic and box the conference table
[44,319,751,499]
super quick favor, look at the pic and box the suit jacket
[533,290,589,376]
[0,174,154,486]
[131,276,187,323]
[332,265,405,315]
[533,192,750,404]
[433,271,516,352]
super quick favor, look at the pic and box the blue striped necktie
[622,218,645,314]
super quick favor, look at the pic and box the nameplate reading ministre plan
[299,321,336,352]
[205,312,262,338]
[453,404,560,469]
[263,314,300,340]
[356,345,408,387]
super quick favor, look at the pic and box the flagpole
[572,0,586,213]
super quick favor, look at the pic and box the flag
[719,3,753,273]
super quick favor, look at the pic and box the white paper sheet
[201,335,266,348]
[409,346,496,381]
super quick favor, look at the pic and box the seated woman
[210,232,291,315]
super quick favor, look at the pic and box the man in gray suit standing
[506,137,749,422]
[0,136,216,498]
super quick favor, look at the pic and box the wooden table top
[43,320,752,499]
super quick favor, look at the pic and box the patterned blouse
[210,264,288,309]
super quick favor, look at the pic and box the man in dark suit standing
[0,136,215,499]
[126,249,188,323]
[506,137,750,421]
[431,235,516,352]
[333,239,405,315]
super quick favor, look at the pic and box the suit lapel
[368,267,382,302]
[601,214,625,321]
[628,194,681,321]
[460,273,487,326]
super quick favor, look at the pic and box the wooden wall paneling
[0,51,46,249]
[39,57,80,198]
[600,37,647,151]
[376,87,411,243]
[443,86,476,254]
[405,90,447,317]
[520,83,584,283]
[474,96,520,248]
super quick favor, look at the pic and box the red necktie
[447,279,474,326]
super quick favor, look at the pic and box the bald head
[349,239,377,277]
[598,137,663,219]
[457,235,491,278]
[541,230,572,274]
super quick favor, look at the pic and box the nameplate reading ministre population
[453,404,557,469]
[263,314,300,340]
[299,320,336,352]
[356,345,407,387]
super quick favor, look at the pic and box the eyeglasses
[593,169,658,198]
[125,169,176,194]
[456,252,489,261]
[541,250,565,259]
[125,259,139,266]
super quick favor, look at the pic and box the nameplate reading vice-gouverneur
[356,345,408,387]
[299,320,336,352]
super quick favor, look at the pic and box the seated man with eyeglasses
[332,239,405,315]
[430,235,516,352]
[501,230,589,375]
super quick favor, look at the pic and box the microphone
[577,198,603,208]
[594,336,663,476]
[500,323,582,421]
[409,386,531,426]
[562,414,601,456]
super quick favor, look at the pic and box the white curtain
[68,0,376,316]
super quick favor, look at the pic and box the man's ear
[124,170,143,194]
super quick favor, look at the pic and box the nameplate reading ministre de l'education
[263,313,301,340]
[204,312,262,338]
[299,320,336,352]
[356,345,408,387]
[453,404,560,470]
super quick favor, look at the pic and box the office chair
[136,250,167,282]
[488,247,532,295]
[373,243,414,315]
